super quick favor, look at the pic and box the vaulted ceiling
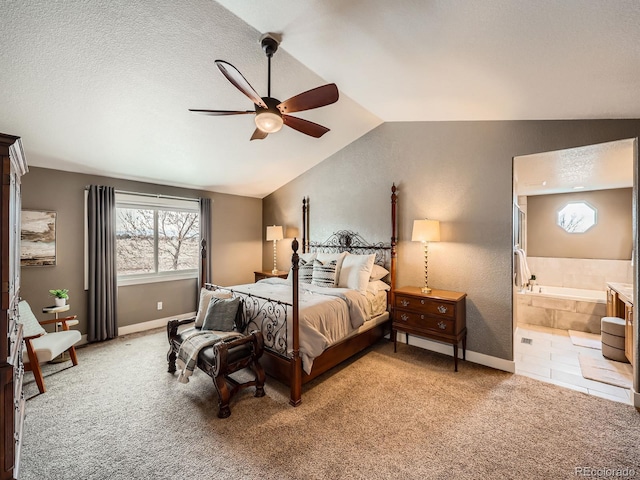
[2,1,639,197]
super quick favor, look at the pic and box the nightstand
[393,286,467,371]
[254,270,289,282]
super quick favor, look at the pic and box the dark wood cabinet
[0,134,27,479]
[393,286,467,371]
[254,270,288,282]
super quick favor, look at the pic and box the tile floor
[515,323,632,405]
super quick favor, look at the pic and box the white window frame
[115,193,200,286]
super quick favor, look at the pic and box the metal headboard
[309,230,391,268]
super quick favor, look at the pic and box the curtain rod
[84,186,199,203]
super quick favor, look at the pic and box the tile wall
[527,257,632,291]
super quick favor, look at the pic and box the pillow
[18,301,46,337]
[287,253,316,283]
[315,252,347,287]
[367,280,392,295]
[201,297,241,332]
[311,259,338,288]
[338,253,375,294]
[370,264,390,281]
[195,288,232,327]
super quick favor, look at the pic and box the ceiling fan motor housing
[260,34,279,58]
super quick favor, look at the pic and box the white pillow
[338,253,375,294]
[315,252,347,287]
[370,264,390,281]
[18,301,46,337]
[367,280,392,295]
[195,288,232,327]
[287,253,317,282]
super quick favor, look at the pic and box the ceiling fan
[190,34,339,141]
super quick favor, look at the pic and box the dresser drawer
[394,309,455,335]
[395,294,455,319]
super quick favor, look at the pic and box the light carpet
[578,354,633,389]
[568,330,602,350]
[20,328,640,480]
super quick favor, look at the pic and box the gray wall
[263,120,640,362]
[527,188,632,259]
[21,167,262,333]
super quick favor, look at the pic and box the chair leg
[25,339,46,394]
[213,375,231,419]
[68,346,79,366]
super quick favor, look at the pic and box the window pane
[157,210,199,272]
[116,208,155,275]
[557,202,597,233]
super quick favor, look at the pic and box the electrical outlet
[157,301,163,310]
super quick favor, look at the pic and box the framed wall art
[21,210,57,266]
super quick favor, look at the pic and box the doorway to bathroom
[512,138,636,404]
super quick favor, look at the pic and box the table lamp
[411,219,440,293]
[266,225,284,274]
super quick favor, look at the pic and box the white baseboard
[396,332,516,373]
[118,312,196,336]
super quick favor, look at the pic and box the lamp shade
[266,225,284,241]
[412,219,440,242]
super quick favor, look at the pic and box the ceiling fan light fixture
[255,110,283,133]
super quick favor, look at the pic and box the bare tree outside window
[116,207,199,276]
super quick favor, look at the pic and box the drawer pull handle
[400,314,409,322]
[400,299,410,307]
[437,305,448,314]
[420,299,425,305]
[437,321,447,330]
[420,315,424,320]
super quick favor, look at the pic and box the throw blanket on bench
[176,328,243,384]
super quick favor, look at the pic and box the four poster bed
[171,184,398,407]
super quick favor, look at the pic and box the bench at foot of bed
[167,318,266,418]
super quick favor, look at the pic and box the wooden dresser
[254,270,288,282]
[393,286,467,371]
[0,134,27,479]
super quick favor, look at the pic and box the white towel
[514,248,532,288]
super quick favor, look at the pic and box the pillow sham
[367,279,392,295]
[338,253,375,294]
[311,259,338,288]
[202,297,241,332]
[287,253,317,283]
[315,252,347,287]
[195,288,232,328]
[369,264,390,281]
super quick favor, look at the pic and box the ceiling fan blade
[250,128,268,141]
[282,115,330,138]
[189,109,255,116]
[277,84,339,114]
[215,60,267,109]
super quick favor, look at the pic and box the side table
[254,270,289,282]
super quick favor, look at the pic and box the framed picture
[21,210,57,266]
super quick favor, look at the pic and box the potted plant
[49,289,69,307]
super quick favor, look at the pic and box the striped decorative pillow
[299,258,314,284]
[311,259,338,288]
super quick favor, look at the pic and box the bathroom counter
[607,282,633,305]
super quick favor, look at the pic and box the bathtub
[516,285,606,333]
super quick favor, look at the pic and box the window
[116,193,200,285]
[557,201,597,233]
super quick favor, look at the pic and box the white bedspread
[227,278,380,374]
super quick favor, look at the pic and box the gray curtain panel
[87,185,118,342]
[198,197,212,288]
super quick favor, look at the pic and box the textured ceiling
[514,139,635,196]
[1,1,639,197]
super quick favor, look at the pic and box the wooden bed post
[390,184,398,319]
[302,197,309,254]
[200,239,207,288]
[290,237,302,406]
